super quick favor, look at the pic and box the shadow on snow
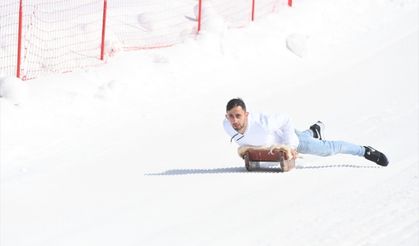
[145,163,380,176]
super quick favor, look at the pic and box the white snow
[1,0,418,245]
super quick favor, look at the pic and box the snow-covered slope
[1,0,418,245]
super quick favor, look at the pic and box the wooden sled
[239,147,296,172]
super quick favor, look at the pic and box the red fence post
[16,0,23,78]
[197,0,202,33]
[100,0,107,60]
[288,0,292,7]
[251,0,255,21]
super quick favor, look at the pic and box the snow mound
[286,33,309,58]
[0,76,27,106]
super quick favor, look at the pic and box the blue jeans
[296,130,365,156]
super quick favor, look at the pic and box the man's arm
[268,113,299,149]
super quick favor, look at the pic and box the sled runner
[238,146,296,172]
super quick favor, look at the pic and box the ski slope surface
[1,0,418,245]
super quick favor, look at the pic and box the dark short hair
[226,98,246,112]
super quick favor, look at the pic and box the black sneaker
[364,146,389,166]
[310,121,325,140]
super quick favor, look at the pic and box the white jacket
[223,112,299,148]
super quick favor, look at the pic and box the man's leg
[296,130,365,156]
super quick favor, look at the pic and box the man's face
[226,106,249,134]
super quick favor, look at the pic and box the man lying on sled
[223,98,389,167]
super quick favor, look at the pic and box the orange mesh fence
[0,1,20,78]
[107,0,197,51]
[23,0,104,80]
[0,0,291,80]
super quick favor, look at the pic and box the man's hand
[268,145,298,160]
[290,148,298,160]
